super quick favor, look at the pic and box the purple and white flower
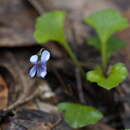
[29,50,50,78]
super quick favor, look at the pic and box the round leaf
[34,11,66,44]
[85,9,129,43]
[86,63,128,90]
[58,102,103,128]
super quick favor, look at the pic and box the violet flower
[29,50,50,78]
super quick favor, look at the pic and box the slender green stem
[101,42,107,73]
[62,41,85,76]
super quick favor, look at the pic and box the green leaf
[87,36,101,50]
[87,36,127,59]
[85,9,129,43]
[34,10,66,44]
[86,63,128,90]
[58,102,103,128]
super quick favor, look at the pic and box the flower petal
[37,65,47,78]
[29,65,37,78]
[40,70,47,78]
[41,50,50,63]
[30,55,38,64]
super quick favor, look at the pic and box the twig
[27,0,53,13]
[6,52,30,99]
[53,69,73,96]
[49,115,63,129]
[4,88,40,111]
[75,68,85,104]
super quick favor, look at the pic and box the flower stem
[101,42,107,73]
[62,41,85,76]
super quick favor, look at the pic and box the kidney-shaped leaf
[85,9,129,43]
[58,102,103,128]
[87,36,127,59]
[34,11,66,44]
[86,63,128,90]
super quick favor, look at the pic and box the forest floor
[0,0,130,130]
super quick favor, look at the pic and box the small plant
[34,11,103,129]
[84,9,129,90]
[33,9,129,129]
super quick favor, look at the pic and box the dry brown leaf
[7,109,71,130]
[0,76,8,109]
[87,122,116,130]
[29,123,52,130]
[0,0,37,47]
[22,102,38,110]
